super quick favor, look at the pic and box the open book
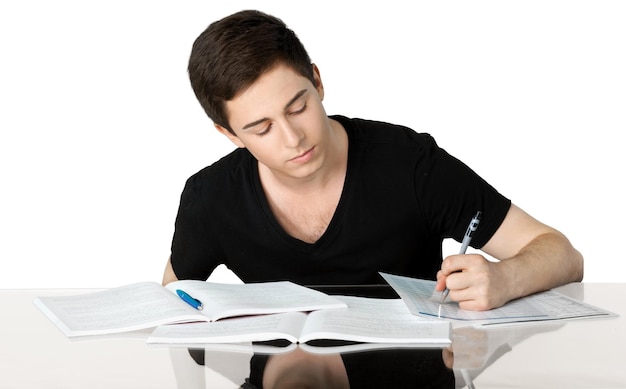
[147,295,451,349]
[34,280,347,338]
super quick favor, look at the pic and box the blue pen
[440,211,482,304]
[176,289,203,311]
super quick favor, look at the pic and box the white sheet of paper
[380,272,617,325]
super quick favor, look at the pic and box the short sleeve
[414,138,511,248]
[170,173,219,280]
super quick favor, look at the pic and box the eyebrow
[241,89,308,130]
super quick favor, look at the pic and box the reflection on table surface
[170,318,563,389]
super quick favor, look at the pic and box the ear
[311,63,324,101]
[214,123,245,148]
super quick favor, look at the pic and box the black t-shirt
[170,116,510,284]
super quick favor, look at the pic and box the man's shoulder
[332,115,437,149]
[184,148,252,191]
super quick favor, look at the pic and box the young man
[162,10,583,311]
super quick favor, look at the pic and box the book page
[34,282,206,337]
[380,272,618,325]
[148,297,450,346]
[166,280,347,321]
[297,296,450,345]
[148,311,308,344]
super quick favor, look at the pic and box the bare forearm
[501,231,583,302]
[162,256,179,286]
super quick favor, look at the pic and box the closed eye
[257,123,272,136]
[289,103,307,115]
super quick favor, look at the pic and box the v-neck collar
[250,119,358,251]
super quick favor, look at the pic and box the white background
[1,1,624,288]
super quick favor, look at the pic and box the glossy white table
[470,283,625,388]
[0,283,623,388]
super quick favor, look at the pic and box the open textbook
[33,280,347,337]
[380,272,618,326]
[147,295,451,349]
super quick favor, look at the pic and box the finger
[441,254,470,275]
[440,268,471,292]
[435,270,447,291]
[457,294,494,311]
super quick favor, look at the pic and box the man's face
[217,63,332,181]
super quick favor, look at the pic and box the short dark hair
[188,10,315,133]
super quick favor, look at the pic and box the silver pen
[440,211,482,304]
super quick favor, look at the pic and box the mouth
[289,146,315,163]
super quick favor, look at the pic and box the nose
[280,120,305,148]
